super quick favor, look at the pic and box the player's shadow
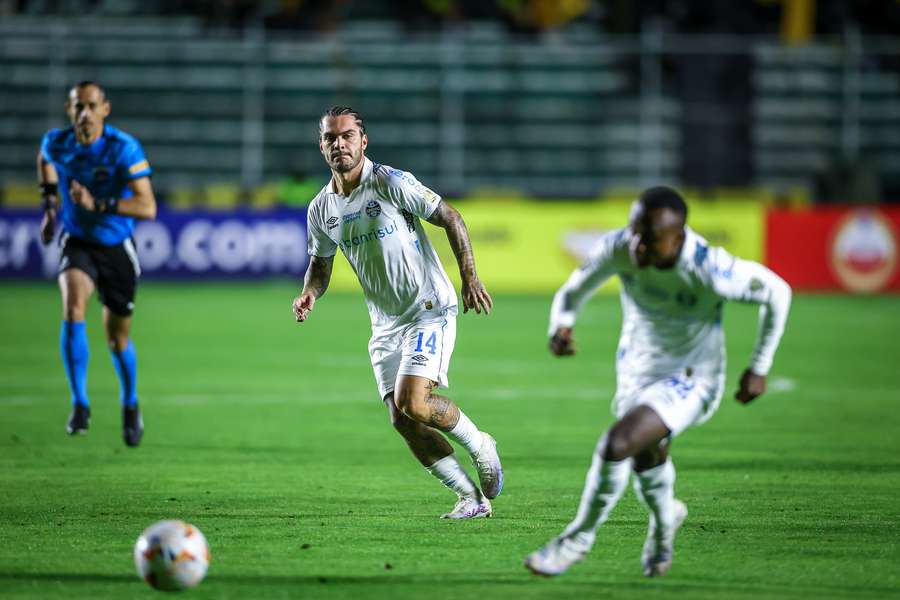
[0,572,134,583]
[0,571,587,588]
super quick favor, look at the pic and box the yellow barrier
[327,200,763,294]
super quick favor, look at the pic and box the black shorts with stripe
[58,233,141,316]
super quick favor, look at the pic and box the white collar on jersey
[326,157,374,196]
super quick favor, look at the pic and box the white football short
[369,311,457,399]
[613,370,726,436]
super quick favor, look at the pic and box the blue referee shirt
[41,124,152,246]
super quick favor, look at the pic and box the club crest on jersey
[365,200,382,218]
[93,167,111,182]
[326,216,340,230]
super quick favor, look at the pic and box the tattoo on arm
[303,255,334,298]
[427,201,477,280]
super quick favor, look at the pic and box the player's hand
[549,327,576,356]
[40,208,56,245]
[69,180,96,211]
[292,292,316,322]
[461,276,493,315]
[735,368,766,404]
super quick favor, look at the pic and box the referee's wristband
[94,197,119,214]
[39,182,58,211]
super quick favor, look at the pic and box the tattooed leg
[394,376,461,431]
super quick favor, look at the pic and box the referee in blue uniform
[38,81,157,447]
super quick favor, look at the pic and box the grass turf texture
[1,283,899,600]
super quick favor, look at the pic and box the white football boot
[641,499,688,577]
[472,433,503,499]
[524,536,590,577]
[440,494,492,520]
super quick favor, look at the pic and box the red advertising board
[766,206,900,293]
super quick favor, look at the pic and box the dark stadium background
[1,2,899,598]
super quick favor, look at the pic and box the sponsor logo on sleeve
[694,243,709,267]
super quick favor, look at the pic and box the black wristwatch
[39,182,58,211]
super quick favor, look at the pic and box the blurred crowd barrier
[2,21,900,200]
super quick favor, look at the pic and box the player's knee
[602,429,634,462]
[63,303,87,322]
[633,446,667,472]
[401,398,432,424]
[393,388,430,424]
[106,335,129,352]
[385,395,412,433]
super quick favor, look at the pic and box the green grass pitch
[1,283,899,599]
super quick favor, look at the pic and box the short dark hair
[71,80,107,100]
[320,105,366,136]
[639,186,688,223]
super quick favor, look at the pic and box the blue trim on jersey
[42,124,152,246]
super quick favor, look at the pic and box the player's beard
[331,149,362,173]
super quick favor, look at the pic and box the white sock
[633,459,676,539]
[446,410,484,455]
[560,438,631,550]
[425,453,480,499]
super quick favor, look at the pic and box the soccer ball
[134,520,210,591]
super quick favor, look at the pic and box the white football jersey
[549,226,792,381]
[307,158,457,329]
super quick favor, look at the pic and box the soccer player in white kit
[525,187,791,577]
[292,106,503,519]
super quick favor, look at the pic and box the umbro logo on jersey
[411,354,428,362]
[326,216,339,229]
[365,200,382,218]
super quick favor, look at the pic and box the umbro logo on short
[411,355,428,362]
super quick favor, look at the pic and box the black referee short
[58,233,141,316]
